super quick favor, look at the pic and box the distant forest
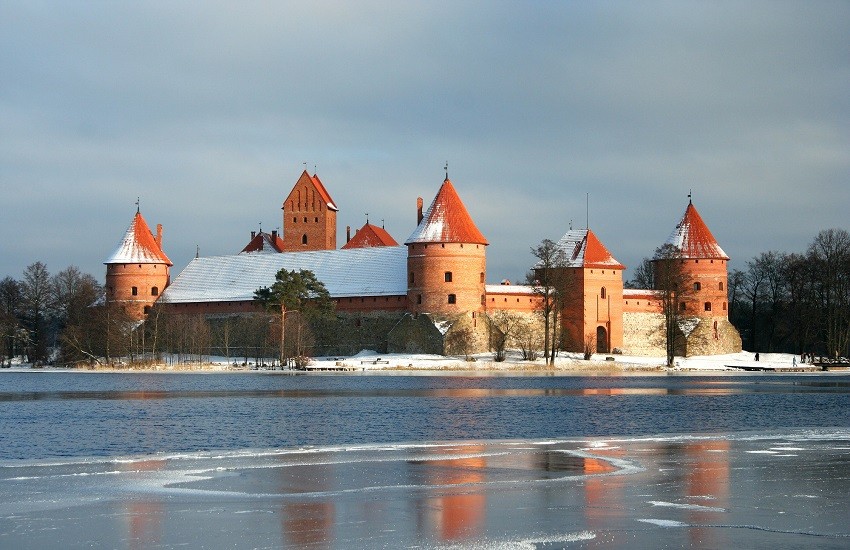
[3,227,850,366]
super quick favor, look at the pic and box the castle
[104,170,742,357]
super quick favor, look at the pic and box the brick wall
[106,262,170,319]
[407,242,486,314]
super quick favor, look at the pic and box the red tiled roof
[584,229,626,269]
[554,229,625,269]
[665,201,729,259]
[240,231,285,254]
[308,171,338,212]
[341,222,399,249]
[104,211,172,265]
[405,178,488,245]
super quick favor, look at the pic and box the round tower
[662,199,729,318]
[405,177,488,314]
[104,209,172,319]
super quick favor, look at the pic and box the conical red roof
[554,229,625,269]
[341,222,399,249]
[665,201,728,259]
[405,178,488,245]
[104,211,172,265]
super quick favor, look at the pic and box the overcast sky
[2,1,848,285]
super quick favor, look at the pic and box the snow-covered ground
[2,350,834,373]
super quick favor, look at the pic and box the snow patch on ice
[648,500,726,512]
[637,518,688,527]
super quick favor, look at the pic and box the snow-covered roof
[240,231,285,254]
[665,202,728,260]
[104,211,173,265]
[405,178,488,245]
[341,222,399,249]
[485,284,536,295]
[161,246,407,304]
[553,229,625,269]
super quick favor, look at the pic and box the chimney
[417,197,424,225]
[271,230,277,240]
[251,231,256,239]
[346,225,351,243]
[156,224,163,248]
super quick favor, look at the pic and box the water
[1,372,848,548]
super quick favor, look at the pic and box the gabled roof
[286,170,338,212]
[341,222,399,249]
[554,229,625,269]
[240,231,285,254]
[665,201,729,259]
[160,246,407,303]
[104,211,172,265]
[405,178,488,245]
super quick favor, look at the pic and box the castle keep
[106,170,741,357]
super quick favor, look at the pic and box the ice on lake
[1,429,848,549]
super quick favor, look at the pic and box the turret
[104,209,172,319]
[659,199,729,318]
[551,228,625,353]
[405,177,488,314]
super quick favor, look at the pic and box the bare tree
[626,257,654,289]
[529,239,568,366]
[807,229,850,358]
[0,277,22,365]
[652,244,694,367]
[20,262,52,363]
[488,310,523,362]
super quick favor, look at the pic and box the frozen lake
[1,372,848,548]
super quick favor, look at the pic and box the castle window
[151,286,159,296]
[480,272,485,283]
[704,302,712,312]
[417,294,422,304]
[694,282,701,291]
[680,302,686,311]
[441,243,445,248]
[293,217,297,223]
[600,287,607,299]
[301,234,308,245]
[315,217,318,222]
[303,217,307,222]
[695,259,699,263]
[723,302,727,311]
[719,281,724,291]
[444,271,452,283]
[131,286,138,296]
[409,272,415,285]
[448,294,456,304]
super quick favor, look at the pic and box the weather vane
[444,161,449,180]
[135,197,140,213]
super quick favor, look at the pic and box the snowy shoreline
[3,351,846,376]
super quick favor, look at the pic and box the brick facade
[105,262,170,319]
[281,171,337,252]
[407,242,486,314]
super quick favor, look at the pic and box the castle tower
[553,229,625,353]
[660,199,730,318]
[104,209,172,319]
[404,176,488,314]
[281,170,338,251]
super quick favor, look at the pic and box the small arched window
[409,272,415,285]
[600,287,607,299]
[444,271,453,282]
[694,282,701,291]
[719,281,724,291]
[151,286,159,296]
[131,286,138,296]
[448,294,456,304]
[680,302,687,312]
[301,234,308,245]
[704,302,712,312]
